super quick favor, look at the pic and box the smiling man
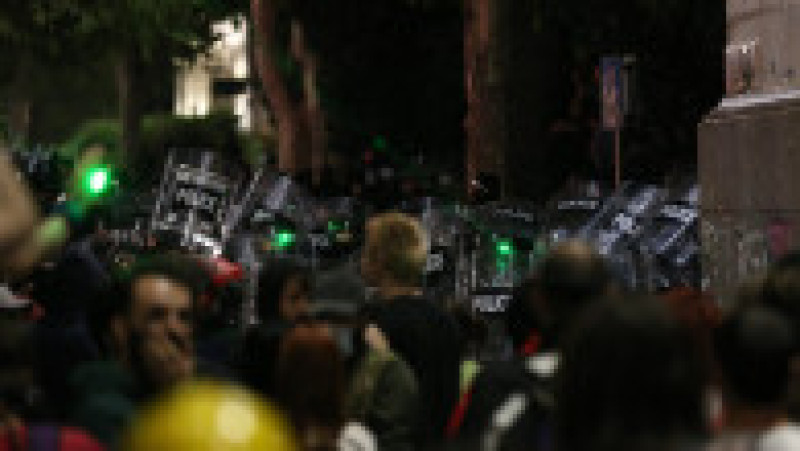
[124,261,199,391]
[70,255,206,446]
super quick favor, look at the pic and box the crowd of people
[2,147,800,451]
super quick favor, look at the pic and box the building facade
[174,18,254,131]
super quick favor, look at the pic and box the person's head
[762,251,800,323]
[536,240,615,344]
[123,255,203,344]
[714,304,796,411]
[360,212,427,290]
[276,324,344,443]
[556,295,706,451]
[116,255,205,390]
[760,253,800,420]
[257,260,312,324]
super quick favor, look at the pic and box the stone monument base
[699,91,800,301]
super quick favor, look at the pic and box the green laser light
[495,239,514,257]
[83,166,112,196]
[273,230,296,249]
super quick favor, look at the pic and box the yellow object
[122,380,298,451]
[460,360,482,394]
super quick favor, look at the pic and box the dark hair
[537,241,614,343]
[556,295,706,451]
[761,251,800,419]
[762,251,800,327]
[714,304,796,407]
[86,255,205,356]
[257,259,311,323]
[122,254,205,313]
[276,324,344,438]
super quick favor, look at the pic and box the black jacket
[361,295,461,446]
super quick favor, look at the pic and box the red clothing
[0,425,104,451]
[445,387,474,438]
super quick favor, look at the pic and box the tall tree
[0,1,87,142]
[250,0,464,187]
[464,0,509,198]
[251,0,326,180]
[0,0,246,152]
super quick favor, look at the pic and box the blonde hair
[365,212,428,286]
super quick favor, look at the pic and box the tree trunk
[464,0,509,199]
[117,49,142,159]
[251,0,317,176]
[293,21,327,186]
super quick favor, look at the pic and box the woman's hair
[556,295,707,451]
[276,324,345,439]
[257,259,312,323]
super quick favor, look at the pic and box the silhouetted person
[0,317,104,450]
[536,240,616,348]
[239,260,312,398]
[277,324,346,451]
[556,295,707,451]
[709,304,800,450]
[449,242,615,450]
[70,255,205,445]
[761,250,800,421]
[359,212,461,447]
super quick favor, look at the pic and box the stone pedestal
[699,93,800,300]
[699,0,800,301]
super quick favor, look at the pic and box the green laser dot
[85,167,111,195]
[496,240,514,256]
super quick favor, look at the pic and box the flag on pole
[601,56,624,131]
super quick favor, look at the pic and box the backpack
[450,357,556,451]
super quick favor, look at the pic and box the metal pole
[614,126,621,190]
[151,151,175,231]
[224,165,265,242]
[241,236,259,328]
